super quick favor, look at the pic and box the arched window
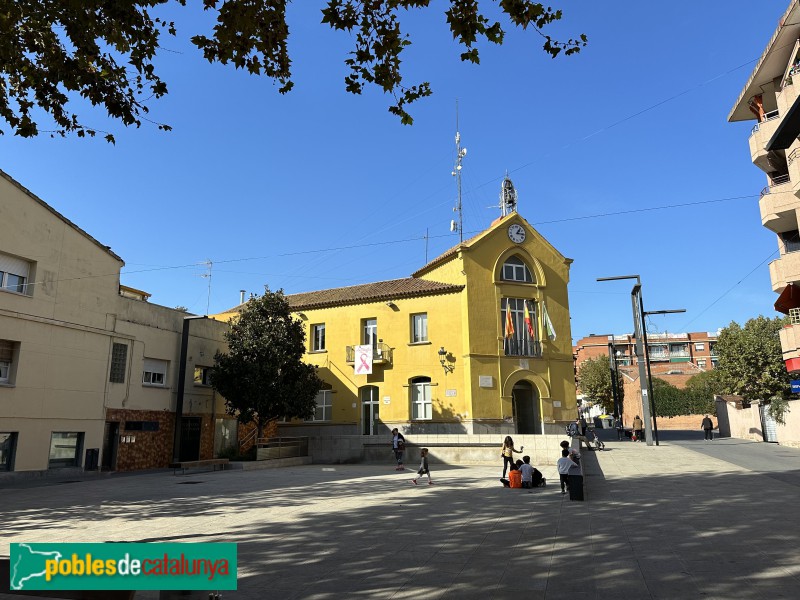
[410,377,432,420]
[502,256,534,283]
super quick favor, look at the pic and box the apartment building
[728,0,800,373]
[0,170,231,475]
[216,206,578,436]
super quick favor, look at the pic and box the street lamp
[438,346,454,374]
[641,309,686,446]
[597,275,655,446]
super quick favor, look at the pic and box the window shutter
[0,254,30,279]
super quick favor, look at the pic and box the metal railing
[751,109,780,133]
[239,428,257,453]
[503,336,542,357]
[788,148,800,166]
[255,436,309,460]
[761,173,791,196]
[345,342,392,364]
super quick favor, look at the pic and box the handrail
[788,148,800,165]
[255,436,310,460]
[239,428,257,453]
[762,174,791,196]
[751,109,780,134]
[345,342,393,363]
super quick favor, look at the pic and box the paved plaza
[2,435,800,599]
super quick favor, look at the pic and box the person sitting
[508,463,523,489]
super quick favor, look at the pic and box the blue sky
[0,1,787,343]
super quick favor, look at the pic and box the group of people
[391,427,432,485]
[499,436,546,490]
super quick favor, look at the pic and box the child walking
[411,448,433,485]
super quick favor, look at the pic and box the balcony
[778,81,800,116]
[779,323,800,372]
[761,168,799,233]
[503,336,542,358]
[346,342,392,366]
[769,251,800,292]
[749,111,781,172]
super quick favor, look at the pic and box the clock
[508,224,526,243]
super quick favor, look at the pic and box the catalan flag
[524,301,534,337]
[504,304,515,338]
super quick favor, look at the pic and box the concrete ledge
[230,456,312,470]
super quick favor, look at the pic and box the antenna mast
[451,102,466,243]
[201,259,212,316]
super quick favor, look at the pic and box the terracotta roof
[223,278,464,313]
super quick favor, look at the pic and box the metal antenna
[451,101,466,243]
[200,259,212,316]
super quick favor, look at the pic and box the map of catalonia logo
[10,543,237,591]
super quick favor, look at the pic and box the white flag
[542,302,557,341]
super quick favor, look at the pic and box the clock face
[508,224,526,243]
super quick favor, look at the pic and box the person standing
[614,416,624,441]
[557,449,578,494]
[701,415,715,441]
[632,415,643,442]
[579,414,588,436]
[411,448,433,485]
[500,436,524,478]
[390,428,406,470]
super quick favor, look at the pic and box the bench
[169,458,229,475]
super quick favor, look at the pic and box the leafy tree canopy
[0,0,586,142]
[211,287,322,437]
[715,315,792,423]
[577,354,624,415]
[651,376,716,418]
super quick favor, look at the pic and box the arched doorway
[512,381,541,434]
[360,386,380,435]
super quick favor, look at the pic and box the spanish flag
[524,301,534,337]
[504,305,515,338]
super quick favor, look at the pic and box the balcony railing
[761,173,791,196]
[751,110,780,134]
[504,336,542,357]
[345,342,392,365]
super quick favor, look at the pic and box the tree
[211,287,322,438]
[715,316,791,424]
[577,355,624,415]
[1,1,586,142]
[651,377,716,418]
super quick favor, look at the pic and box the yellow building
[218,196,577,436]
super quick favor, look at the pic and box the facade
[217,209,578,436]
[728,0,800,373]
[0,170,231,475]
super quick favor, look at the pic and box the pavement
[2,433,799,599]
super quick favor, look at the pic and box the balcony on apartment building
[647,344,690,363]
[345,342,393,366]
[779,310,800,373]
[749,110,781,172]
[769,233,800,292]
[504,335,543,358]
[762,163,800,233]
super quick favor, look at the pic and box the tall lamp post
[597,275,656,446]
[641,309,686,446]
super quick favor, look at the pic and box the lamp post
[173,315,208,463]
[641,309,686,446]
[597,275,655,446]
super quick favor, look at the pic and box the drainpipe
[173,315,208,463]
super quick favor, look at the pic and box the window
[695,343,705,351]
[194,366,211,386]
[124,421,159,431]
[411,377,432,420]
[501,298,539,357]
[312,324,326,351]
[48,432,83,468]
[782,230,800,253]
[109,343,128,383]
[501,256,534,283]
[363,318,377,347]
[307,389,332,422]
[411,313,428,343]
[697,359,707,368]
[0,252,31,295]
[0,432,17,471]
[142,358,168,386]
[0,340,15,384]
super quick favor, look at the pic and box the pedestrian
[508,462,522,488]
[701,414,715,441]
[557,449,578,494]
[614,416,624,441]
[579,414,588,436]
[390,427,406,470]
[500,436,524,478]
[632,415,643,442]
[568,418,594,450]
[411,448,433,485]
[519,455,545,491]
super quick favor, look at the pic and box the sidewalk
[2,440,799,599]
